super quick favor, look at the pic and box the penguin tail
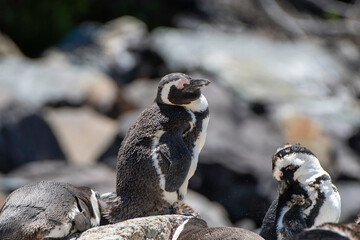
[101,195,126,224]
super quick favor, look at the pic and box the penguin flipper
[260,198,278,239]
[281,204,307,238]
[73,197,92,231]
[159,132,192,192]
[74,212,91,232]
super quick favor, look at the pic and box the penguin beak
[184,78,211,91]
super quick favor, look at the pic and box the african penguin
[260,144,341,240]
[0,181,101,240]
[173,226,265,240]
[293,221,360,240]
[106,73,210,223]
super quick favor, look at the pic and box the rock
[347,127,360,157]
[98,134,124,169]
[0,55,118,112]
[48,16,168,84]
[280,114,335,174]
[0,189,7,208]
[98,78,159,167]
[336,181,360,223]
[0,102,65,173]
[150,28,360,227]
[151,27,360,138]
[0,176,30,193]
[334,142,360,181]
[44,107,118,166]
[7,160,116,194]
[0,33,22,56]
[189,163,270,227]
[67,215,207,240]
[185,190,232,227]
[123,78,158,108]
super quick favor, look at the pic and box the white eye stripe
[160,80,182,105]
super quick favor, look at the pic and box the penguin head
[156,73,210,106]
[272,144,324,184]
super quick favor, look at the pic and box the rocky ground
[1,0,360,237]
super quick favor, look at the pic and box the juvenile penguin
[106,73,210,223]
[260,144,341,240]
[173,225,265,240]
[0,181,101,240]
[293,221,360,240]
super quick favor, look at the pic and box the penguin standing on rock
[260,144,341,240]
[106,73,211,223]
[0,181,102,240]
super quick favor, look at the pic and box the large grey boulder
[48,16,168,84]
[7,160,115,194]
[0,32,22,57]
[0,97,65,173]
[0,56,118,112]
[150,27,360,138]
[44,107,118,166]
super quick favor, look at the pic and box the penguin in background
[0,181,102,240]
[260,144,341,240]
[106,73,210,223]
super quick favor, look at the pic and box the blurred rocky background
[1,0,360,232]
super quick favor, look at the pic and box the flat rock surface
[45,107,118,166]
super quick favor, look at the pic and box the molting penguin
[106,73,210,223]
[260,144,341,240]
[293,221,360,240]
[173,225,265,240]
[0,181,101,240]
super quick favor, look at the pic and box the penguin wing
[260,198,278,239]
[73,196,92,231]
[281,204,307,237]
[158,131,192,192]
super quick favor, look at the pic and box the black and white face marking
[272,144,341,232]
[272,144,324,183]
[157,73,210,111]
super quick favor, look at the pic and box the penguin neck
[156,94,208,112]
[182,94,208,112]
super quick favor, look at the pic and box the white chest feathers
[151,96,209,205]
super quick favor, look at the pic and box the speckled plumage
[294,221,360,240]
[0,181,101,240]
[260,144,341,240]
[106,73,210,223]
[175,226,265,240]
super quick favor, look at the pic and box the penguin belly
[161,113,209,205]
[177,114,209,202]
[312,186,341,226]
